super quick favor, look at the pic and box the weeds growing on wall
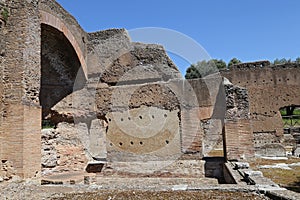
[0,7,9,23]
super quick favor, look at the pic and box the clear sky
[56,0,300,75]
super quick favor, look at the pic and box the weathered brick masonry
[221,63,300,156]
[1,0,298,179]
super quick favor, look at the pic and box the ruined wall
[87,29,131,78]
[51,71,253,165]
[0,0,256,179]
[43,19,209,166]
[221,63,300,156]
[52,79,201,162]
[86,29,181,84]
[40,23,86,120]
[0,0,41,178]
[0,0,5,178]
[39,0,88,76]
[224,81,254,160]
[0,0,92,179]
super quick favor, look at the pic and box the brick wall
[181,108,203,155]
[225,120,254,160]
[1,0,41,178]
[222,66,300,135]
[222,66,300,156]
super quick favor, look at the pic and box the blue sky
[56,0,300,75]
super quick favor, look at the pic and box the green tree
[185,64,200,79]
[273,58,292,65]
[228,58,242,68]
[210,59,226,69]
[295,57,300,64]
[185,59,222,79]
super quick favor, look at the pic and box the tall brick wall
[222,65,300,156]
[225,120,254,160]
[1,0,41,178]
[223,82,254,160]
[222,65,300,135]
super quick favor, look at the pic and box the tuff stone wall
[50,78,208,161]
[106,106,181,161]
[87,29,181,84]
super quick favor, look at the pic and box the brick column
[1,0,41,178]
[225,120,255,160]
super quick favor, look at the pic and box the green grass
[282,118,300,128]
[1,7,9,22]
[280,109,287,116]
[294,109,300,115]
[42,120,55,129]
[280,108,300,116]
[280,108,300,127]
[250,158,300,193]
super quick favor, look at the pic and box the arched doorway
[40,24,86,126]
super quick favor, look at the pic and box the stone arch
[40,23,87,122]
[40,10,88,79]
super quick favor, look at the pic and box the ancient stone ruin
[0,1,299,191]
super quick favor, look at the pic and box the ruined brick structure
[0,0,297,180]
[222,62,300,157]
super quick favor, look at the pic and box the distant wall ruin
[222,62,300,156]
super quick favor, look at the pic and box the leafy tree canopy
[273,58,292,65]
[228,58,242,68]
[185,59,226,79]
[185,56,300,79]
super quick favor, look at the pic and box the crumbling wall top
[39,0,85,35]
[225,61,300,71]
[88,28,129,42]
[228,60,271,70]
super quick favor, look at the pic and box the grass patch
[250,158,300,193]
[282,118,300,128]
[294,109,300,115]
[280,108,300,116]
[259,166,300,185]
[249,157,300,167]
[280,108,300,127]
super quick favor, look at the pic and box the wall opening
[280,105,300,157]
[280,105,300,133]
[40,24,86,126]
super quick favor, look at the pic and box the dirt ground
[53,190,270,200]
[0,181,271,200]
